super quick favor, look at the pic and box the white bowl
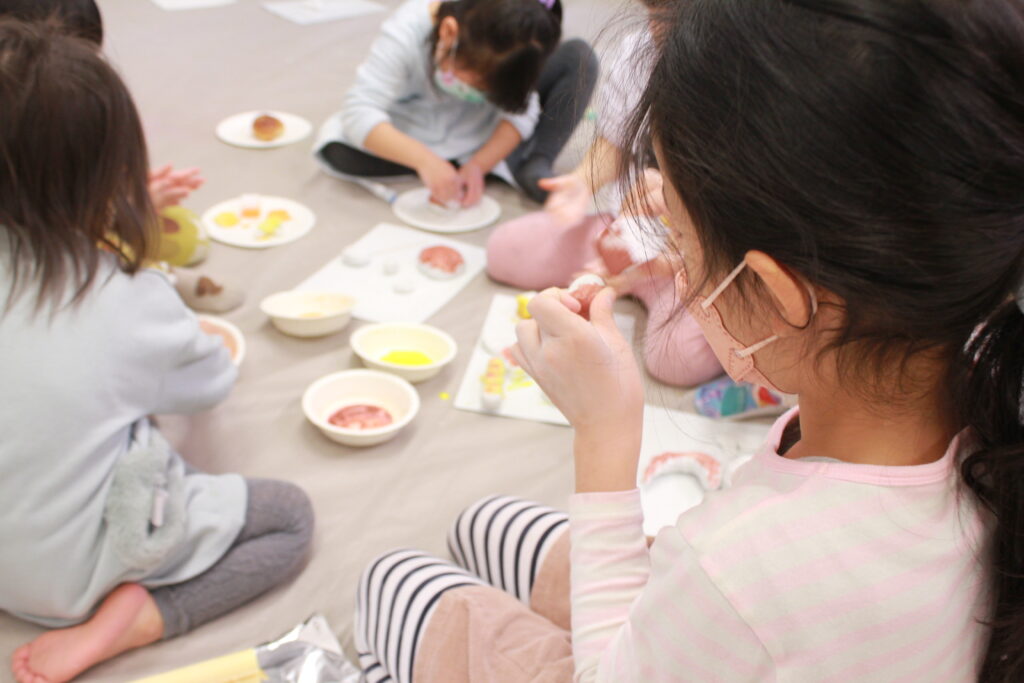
[197,315,246,366]
[260,290,355,338]
[302,370,420,447]
[350,323,457,383]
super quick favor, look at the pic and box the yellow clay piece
[267,209,292,222]
[258,216,283,235]
[381,350,434,366]
[516,293,533,319]
[241,207,260,219]
[214,211,240,227]
[507,368,533,391]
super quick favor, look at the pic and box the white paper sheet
[637,407,769,535]
[295,223,486,324]
[151,0,236,10]
[263,0,385,25]
[453,294,636,426]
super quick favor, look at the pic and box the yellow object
[381,350,434,366]
[439,392,451,400]
[516,293,533,319]
[267,209,292,222]
[481,357,505,396]
[258,216,284,235]
[241,207,261,219]
[156,206,210,267]
[132,648,265,683]
[507,368,534,391]
[214,211,240,227]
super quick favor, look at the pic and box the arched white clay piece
[342,247,371,267]
[481,327,517,357]
[642,451,723,490]
[723,454,754,488]
[417,245,465,280]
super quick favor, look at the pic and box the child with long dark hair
[316,0,598,205]
[352,0,1024,679]
[0,21,313,683]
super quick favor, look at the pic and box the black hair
[622,1,1024,679]
[0,19,152,309]
[430,0,561,112]
[0,0,102,45]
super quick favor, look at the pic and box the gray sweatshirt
[0,246,246,627]
[315,0,540,183]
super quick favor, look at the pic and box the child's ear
[744,251,815,335]
[438,16,459,46]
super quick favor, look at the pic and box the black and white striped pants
[355,496,570,683]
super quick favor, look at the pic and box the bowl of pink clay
[302,369,420,447]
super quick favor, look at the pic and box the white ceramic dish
[392,188,501,234]
[350,323,457,383]
[260,290,355,338]
[302,370,420,447]
[203,195,315,249]
[215,111,313,149]
[197,314,246,366]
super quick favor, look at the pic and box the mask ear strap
[701,261,747,310]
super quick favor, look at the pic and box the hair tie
[537,0,556,8]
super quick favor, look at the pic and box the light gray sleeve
[340,2,424,148]
[118,270,238,415]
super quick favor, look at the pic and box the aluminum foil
[256,614,361,683]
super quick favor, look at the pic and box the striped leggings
[355,496,570,683]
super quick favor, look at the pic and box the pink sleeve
[569,490,651,677]
[570,490,774,682]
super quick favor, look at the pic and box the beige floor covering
[0,1,695,679]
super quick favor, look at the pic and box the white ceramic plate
[215,111,313,149]
[392,188,501,234]
[203,195,315,249]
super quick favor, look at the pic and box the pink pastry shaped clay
[642,451,723,491]
[418,245,465,280]
[568,273,606,320]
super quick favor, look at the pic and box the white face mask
[434,39,486,104]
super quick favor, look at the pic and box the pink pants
[487,212,722,388]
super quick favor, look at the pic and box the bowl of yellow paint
[350,323,457,383]
[260,290,355,338]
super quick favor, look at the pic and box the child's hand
[458,161,485,207]
[149,165,204,211]
[511,287,643,435]
[418,156,462,206]
[540,172,590,227]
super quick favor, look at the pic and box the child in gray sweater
[0,20,313,683]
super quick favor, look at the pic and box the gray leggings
[151,478,314,639]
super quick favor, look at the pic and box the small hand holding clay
[539,172,589,227]
[512,287,643,435]
[418,155,462,206]
[149,165,204,211]
[457,160,485,207]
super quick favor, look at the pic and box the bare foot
[10,584,164,683]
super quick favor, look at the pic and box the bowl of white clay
[260,290,356,338]
[302,369,420,447]
[350,323,457,383]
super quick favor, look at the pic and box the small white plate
[392,188,501,234]
[203,195,315,249]
[215,111,313,149]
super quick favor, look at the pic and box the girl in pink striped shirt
[354,1,1024,681]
